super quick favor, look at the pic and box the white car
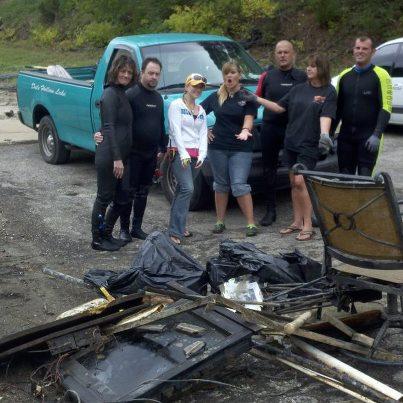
[332,38,403,125]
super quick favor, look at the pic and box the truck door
[91,46,139,134]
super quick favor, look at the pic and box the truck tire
[160,158,212,211]
[38,115,70,164]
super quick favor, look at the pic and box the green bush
[74,22,118,48]
[31,25,59,47]
[164,0,276,40]
[0,27,17,42]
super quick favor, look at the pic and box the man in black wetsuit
[255,40,306,226]
[335,36,392,176]
[96,57,167,242]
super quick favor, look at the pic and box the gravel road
[0,90,402,401]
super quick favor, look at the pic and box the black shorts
[283,149,317,171]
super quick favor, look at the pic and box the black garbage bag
[207,239,321,291]
[84,231,208,296]
[280,250,322,283]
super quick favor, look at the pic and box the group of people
[90,35,392,251]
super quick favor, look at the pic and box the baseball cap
[185,73,207,87]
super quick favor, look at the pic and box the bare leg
[290,172,304,228]
[236,193,255,225]
[294,175,312,232]
[215,191,229,222]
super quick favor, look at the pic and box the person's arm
[319,89,338,152]
[168,102,190,161]
[100,89,121,161]
[365,67,393,152]
[196,109,208,167]
[158,102,168,154]
[256,96,286,113]
[200,93,212,115]
[255,71,267,97]
[320,116,332,134]
[100,89,124,178]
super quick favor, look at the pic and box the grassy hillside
[0,41,101,74]
[0,0,401,75]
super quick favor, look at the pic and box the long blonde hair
[218,60,242,106]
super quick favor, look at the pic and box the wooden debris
[184,340,206,358]
[292,338,403,402]
[104,298,212,336]
[250,348,376,403]
[137,324,167,333]
[176,323,206,336]
[100,287,115,302]
[284,310,315,335]
[322,312,374,348]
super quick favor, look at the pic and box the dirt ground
[1,92,403,402]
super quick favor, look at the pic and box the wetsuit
[336,64,392,176]
[91,84,132,241]
[120,82,167,234]
[256,67,306,213]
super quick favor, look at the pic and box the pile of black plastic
[84,232,322,296]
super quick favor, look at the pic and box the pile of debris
[0,232,402,402]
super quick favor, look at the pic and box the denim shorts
[208,149,252,197]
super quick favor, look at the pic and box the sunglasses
[189,74,207,83]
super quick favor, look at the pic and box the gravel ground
[0,91,402,402]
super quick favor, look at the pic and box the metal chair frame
[295,167,403,351]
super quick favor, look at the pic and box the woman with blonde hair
[201,60,258,237]
[167,73,208,245]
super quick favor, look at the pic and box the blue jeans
[208,149,252,197]
[168,155,200,239]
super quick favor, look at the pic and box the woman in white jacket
[167,73,208,245]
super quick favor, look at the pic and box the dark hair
[107,54,137,85]
[307,54,330,86]
[141,57,162,72]
[355,36,374,49]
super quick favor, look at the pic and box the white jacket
[168,98,208,162]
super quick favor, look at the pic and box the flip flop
[296,230,316,241]
[183,230,193,238]
[280,225,302,235]
[170,236,181,245]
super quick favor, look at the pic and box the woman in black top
[201,61,258,237]
[91,54,137,251]
[253,54,336,241]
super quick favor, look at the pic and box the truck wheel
[160,158,212,211]
[38,115,70,164]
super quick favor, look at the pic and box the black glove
[365,134,380,153]
[241,89,257,104]
[318,133,333,154]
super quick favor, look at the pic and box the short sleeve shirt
[201,89,257,152]
[278,82,337,157]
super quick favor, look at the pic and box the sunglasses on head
[190,74,207,83]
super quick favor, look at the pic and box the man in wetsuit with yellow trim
[335,36,392,176]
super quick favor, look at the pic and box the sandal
[280,225,302,235]
[183,230,193,238]
[296,230,316,241]
[170,236,181,245]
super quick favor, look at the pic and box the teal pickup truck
[17,33,337,210]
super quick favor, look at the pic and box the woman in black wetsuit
[252,54,336,241]
[91,54,137,251]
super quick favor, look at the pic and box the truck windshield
[141,41,263,90]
